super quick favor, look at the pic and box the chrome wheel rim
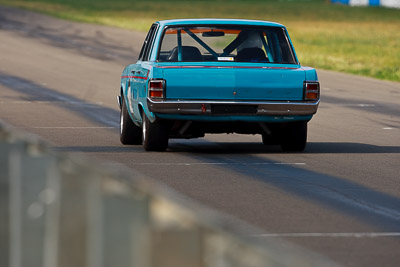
[142,115,146,144]
[120,110,124,135]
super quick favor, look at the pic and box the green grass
[1,0,399,82]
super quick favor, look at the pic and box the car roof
[155,19,285,28]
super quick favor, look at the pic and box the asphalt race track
[1,6,399,267]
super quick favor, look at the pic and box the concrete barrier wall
[0,122,340,267]
[331,0,400,8]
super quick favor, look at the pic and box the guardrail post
[0,137,10,267]
[101,177,151,267]
[150,198,204,267]
[2,131,55,267]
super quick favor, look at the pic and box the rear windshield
[157,26,297,64]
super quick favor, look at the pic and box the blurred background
[0,0,399,82]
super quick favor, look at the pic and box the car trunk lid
[156,63,305,101]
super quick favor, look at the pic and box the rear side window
[157,26,297,64]
[138,24,158,61]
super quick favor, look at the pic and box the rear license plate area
[211,105,257,115]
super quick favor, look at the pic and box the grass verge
[1,0,399,82]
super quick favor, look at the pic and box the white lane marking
[383,127,394,130]
[255,232,400,238]
[321,188,400,222]
[31,127,115,129]
[0,100,104,106]
[130,162,306,166]
[340,104,376,107]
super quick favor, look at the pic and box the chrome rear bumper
[147,98,319,116]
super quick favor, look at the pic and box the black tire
[142,110,169,151]
[261,124,280,145]
[262,134,279,145]
[280,121,307,152]
[120,97,142,145]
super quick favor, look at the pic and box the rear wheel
[120,97,142,145]
[142,110,169,151]
[280,121,307,152]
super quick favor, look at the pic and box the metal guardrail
[0,121,340,267]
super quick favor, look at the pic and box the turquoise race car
[118,19,320,152]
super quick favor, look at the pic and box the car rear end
[145,20,320,151]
